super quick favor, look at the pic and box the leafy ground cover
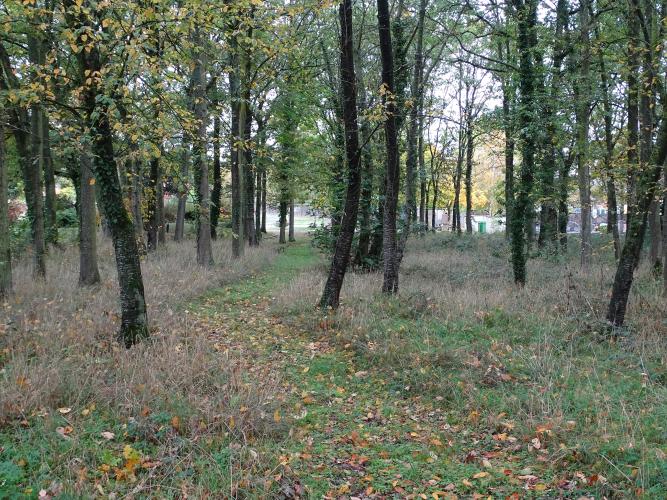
[1,234,666,498]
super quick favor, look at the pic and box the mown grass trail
[189,238,666,498]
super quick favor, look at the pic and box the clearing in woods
[2,235,665,498]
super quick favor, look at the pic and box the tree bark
[261,169,267,233]
[192,28,213,267]
[465,117,474,233]
[378,0,401,294]
[288,199,295,242]
[230,30,245,258]
[210,112,222,240]
[146,156,162,251]
[319,0,363,308]
[79,150,100,285]
[0,118,11,297]
[575,0,592,268]
[244,111,257,246]
[509,0,538,285]
[71,6,149,346]
[174,141,189,241]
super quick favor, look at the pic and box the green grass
[2,236,665,498]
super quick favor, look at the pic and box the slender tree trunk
[72,11,149,346]
[230,32,245,258]
[465,118,474,233]
[255,168,262,241]
[355,87,374,267]
[575,0,592,268]
[279,197,287,244]
[210,113,222,240]
[378,0,401,294]
[146,157,161,251]
[662,168,667,296]
[431,186,438,229]
[598,39,621,260]
[0,118,11,297]
[261,169,267,233]
[244,111,257,246]
[288,199,295,242]
[649,200,661,270]
[502,80,514,239]
[79,150,100,285]
[129,157,145,250]
[28,106,47,277]
[509,0,538,285]
[319,0,363,308]
[174,141,188,241]
[192,29,213,267]
[453,137,463,234]
[607,50,665,325]
[42,114,57,246]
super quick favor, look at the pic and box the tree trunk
[42,114,57,247]
[575,0,592,268]
[230,33,245,258]
[378,0,401,294]
[607,56,665,325]
[261,169,267,233]
[79,150,100,285]
[28,107,47,277]
[174,142,189,241]
[502,79,514,240]
[288,199,295,242]
[598,36,621,260]
[663,168,667,296]
[255,168,262,242]
[649,200,661,270]
[210,113,222,240]
[244,111,257,246]
[319,0,363,308]
[509,0,538,285]
[465,118,474,233]
[72,11,149,346]
[129,157,145,250]
[354,87,374,267]
[431,187,438,229]
[452,133,463,234]
[192,29,213,267]
[146,157,161,251]
[279,198,287,244]
[0,118,11,297]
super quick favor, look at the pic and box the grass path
[189,242,624,499]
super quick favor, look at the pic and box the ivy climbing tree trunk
[319,0,362,309]
[210,108,222,240]
[69,1,149,346]
[509,0,538,286]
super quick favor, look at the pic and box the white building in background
[424,209,505,233]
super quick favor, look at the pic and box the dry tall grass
[273,233,667,492]
[1,236,279,437]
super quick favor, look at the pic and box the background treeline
[1,0,665,345]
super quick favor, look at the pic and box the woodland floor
[1,234,666,498]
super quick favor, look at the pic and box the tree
[66,0,149,347]
[78,148,100,285]
[509,0,538,286]
[378,0,401,294]
[319,0,362,309]
[0,116,11,298]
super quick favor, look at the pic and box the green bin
[478,221,486,234]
